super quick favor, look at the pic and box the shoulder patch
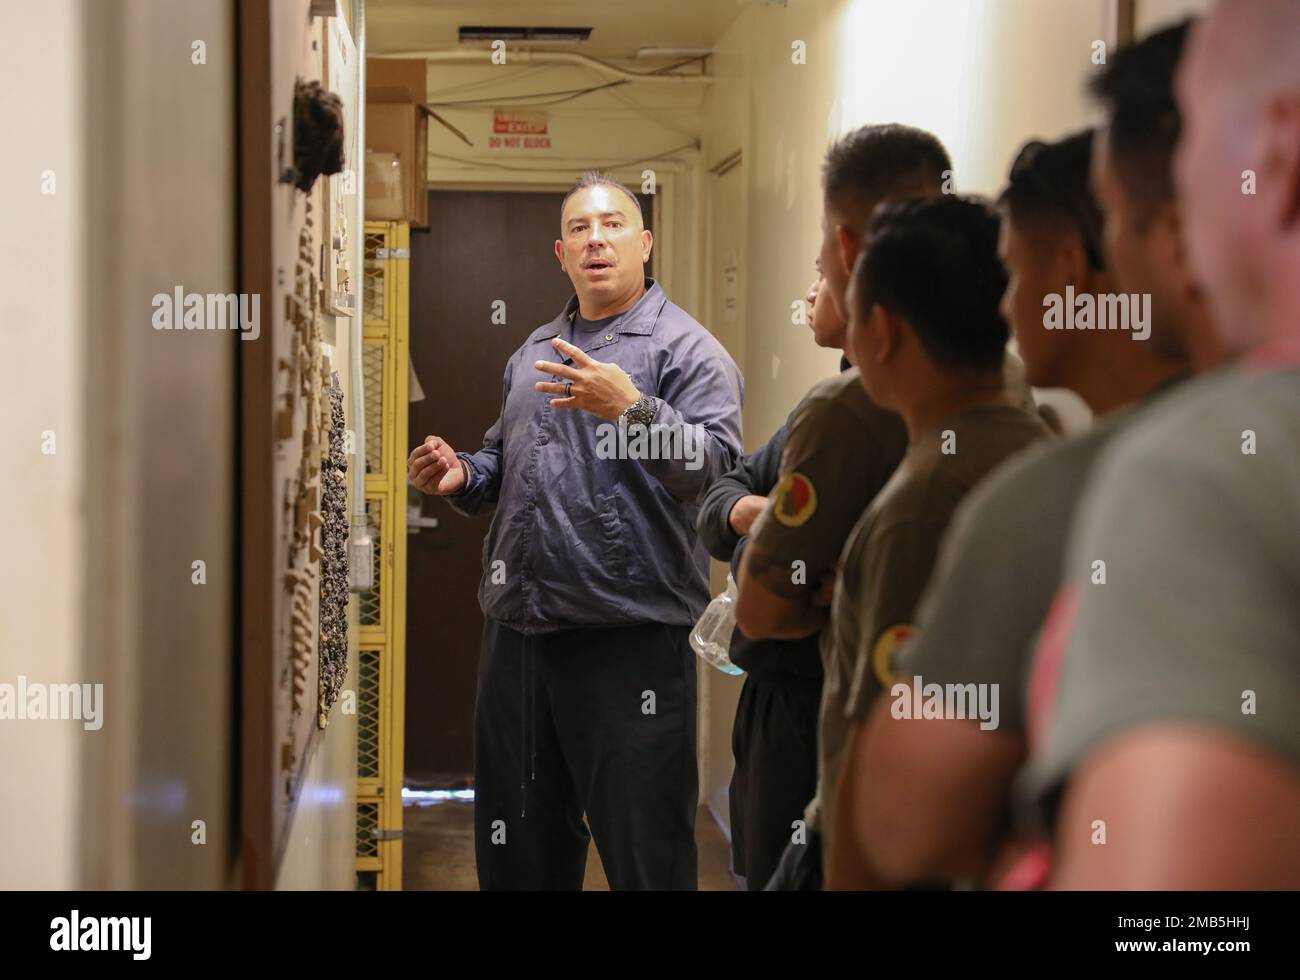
[872,624,917,687]
[773,471,818,527]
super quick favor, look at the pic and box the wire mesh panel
[359,496,383,627]
[356,801,380,858]
[357,647,381,780]
[358,221,408,891]
[363,229,388,325]
[363,340,386,478]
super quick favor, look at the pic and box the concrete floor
[402,799,740,890]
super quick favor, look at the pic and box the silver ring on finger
[564,381,573,398]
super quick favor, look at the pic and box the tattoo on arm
[744,541,812,600]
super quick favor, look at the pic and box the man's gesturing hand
[534,336,641,421]
[409,435,466,495]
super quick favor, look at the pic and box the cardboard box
[365,104,429,226]
[367,58,426,105]
[365,59,429,227]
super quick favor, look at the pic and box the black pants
[473,618,699,890]
[728,672,820,890]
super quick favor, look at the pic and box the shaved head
[1188,0,1300,94]
[1174,0,1300,351]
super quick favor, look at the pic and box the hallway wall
[0,0,87,891]
[76,0,239,889]
[1138,0,1214,31]
[1,0,364,890]
[705,0,1115,456]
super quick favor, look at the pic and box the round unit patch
[872,623,917,686]
[773,471,818,527]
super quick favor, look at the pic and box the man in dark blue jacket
[409,171,743,890]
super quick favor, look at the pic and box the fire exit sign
[489,109,552,151]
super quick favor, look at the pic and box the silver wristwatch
[619,395,656,428]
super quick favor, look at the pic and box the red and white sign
[489,109,553,151]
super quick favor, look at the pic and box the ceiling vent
[458,26,593,44]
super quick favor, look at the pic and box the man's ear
[835,225,859,280]
[641,228,653,263]
[554,239,566,270]
[1057,233,1091,292]
[877,307,904,363]
[1152,201,1193,299]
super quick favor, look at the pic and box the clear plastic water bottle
[690,573,745,676]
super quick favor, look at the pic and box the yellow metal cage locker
[355,221,410,890]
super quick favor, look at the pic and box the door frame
[423,170,682,311]
[698,149,748,837]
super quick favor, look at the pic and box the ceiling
[366,0,749,59]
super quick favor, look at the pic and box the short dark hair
[822,124,952,223]
[1088,20,1191,227]
[560,170,643,226]
[854,195,1009,372]
[999,130,1105,269]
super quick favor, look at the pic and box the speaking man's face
[555,184,652,309]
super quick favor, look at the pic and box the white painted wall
[1137,0,1214,33]
[0,0,86,890]
[1,0,362,891]
[75,0,239,889]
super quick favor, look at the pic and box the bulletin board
[322,13,358,317]
[238,0,360,888]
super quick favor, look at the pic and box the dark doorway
[405,187,653,788]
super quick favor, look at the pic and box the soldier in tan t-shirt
[821,195,1051,885]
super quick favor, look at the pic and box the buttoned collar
[526,278,667,347]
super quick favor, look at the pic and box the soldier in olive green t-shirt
[818,403,1049,857]
[738,367,906,831]
[744,367,908,615]
[739,354,1035,891]
[741,354,1030,643]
